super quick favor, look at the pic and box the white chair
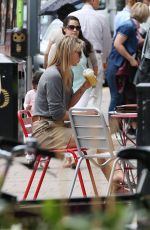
[68,107,134,197]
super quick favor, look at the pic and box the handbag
[116,61,131,77]
[116,61,130,93]
[116,60,138,94]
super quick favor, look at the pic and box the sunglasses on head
[66,25,81,31]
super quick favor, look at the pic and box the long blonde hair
[49,36,84,90]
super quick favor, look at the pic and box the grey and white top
[33,65,73,121]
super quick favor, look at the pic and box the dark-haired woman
[48,16,99,108]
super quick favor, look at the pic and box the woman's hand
[83,80,91,90]
[129,56,138,67]
[25,104,32,110]
[69,80,91,108]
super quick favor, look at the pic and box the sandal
[114,186,130,194]
[113,168,136,191]
[112,178,134,194]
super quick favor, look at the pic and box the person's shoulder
[95,11,104,18]
[50,19,63,27]
[121,19,134,30]
[46,20,63,39]
[50,27,63,42]
[117,19,134,35]
[69,9,82,17]
[95,10,110,25]
[69,5,95,19]
[44,66,62,86]
[117,19,132,29]
[45,66,61,79]
[25,89,35,96]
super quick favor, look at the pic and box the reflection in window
[0,0,7,45]
[0,0,16,45]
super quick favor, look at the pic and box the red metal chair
[17,110,49,200]
[17,110,97,200]
[17,110,32,138]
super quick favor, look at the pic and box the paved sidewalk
[1,87,134,201]
[2,157,108,201]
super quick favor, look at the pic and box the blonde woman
[32,36,125,186]
[32,36,91,162]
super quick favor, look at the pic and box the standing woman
[48,16,98,108]
[106,2,149,112]
[32,36,91,151]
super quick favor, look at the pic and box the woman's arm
[114,33,138,67]
[88,48,98,76]
[24,91,32,110]
[62,107,98,121]
[62,81,94,121]
[69,81,91,108]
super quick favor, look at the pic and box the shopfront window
[0,0,16,45]
[0,0,8,45]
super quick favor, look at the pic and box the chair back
[17,110,32,137]
[69,108,114,154]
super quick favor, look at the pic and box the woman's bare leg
[63,135,76,168]
[96,149,123,182]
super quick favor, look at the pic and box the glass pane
[0,0,7,45]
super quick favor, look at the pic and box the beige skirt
[32,119,72,149]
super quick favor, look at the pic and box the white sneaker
[25,153,35,164]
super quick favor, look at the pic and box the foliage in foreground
[0,197,150,230]
[0,198,130,230]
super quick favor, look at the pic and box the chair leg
[68,150,87,198]
[106,157,120,196]
[33,157,51,200]
[123,160,136,193]
[129,166,136,186]
[23,155,41,200]
[69,157,87,198]
[85,158,99,197]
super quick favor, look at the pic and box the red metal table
[110,112,137,146]
[110,112,137,190]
